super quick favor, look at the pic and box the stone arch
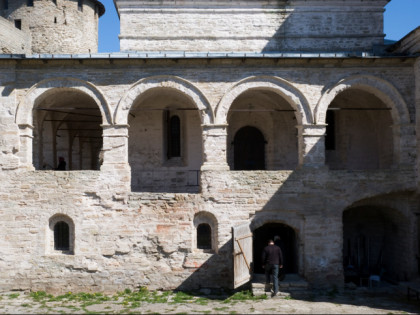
[114,76,214,125]
[250,214,304,275]
[47,213,75,255]
[342,198,414,283]
[315,75,410,125]
[15,77,112,126]
[215,76,313,125]
[193,211,218,253]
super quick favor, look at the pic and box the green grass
[214,306,229,311]
[21,288,271,313]
[8,293,20,299]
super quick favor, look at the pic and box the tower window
[14,20,22,30]
[27,0,34,6]
[53,0,57,5]
[78,0,83,11]
[167,115,181,158]
[0,0,8,10]
[197,223,212,249]
[54,221,70,251]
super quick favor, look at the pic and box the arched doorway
[33,89,103,170]
[253,223,298,274]
[233,126,266,170]
[325,89,393,170]
[343,206,410,285]
[227,88,299,171]
[128,87,202,192]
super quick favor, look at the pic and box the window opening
[197,223,212,249]
[233,126,266,170]
[27,0,34,6]
[14,20,22,30]
[53,0,57,5]
[78,0,83,11]
[167,115,181,158]
[54,17,57,23]
[54,221,70,251]
[325,110,336,150]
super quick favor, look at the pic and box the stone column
[297,124,326,168]
[393,123,416,167]
[201,124,230,171]
[100,124,130,173]
[17,124,35,170]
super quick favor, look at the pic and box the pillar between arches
[393,123,416,167]
[297,124,326,169]
[100,124,130,172]
[18,124,35,170]
[201,124,229,171]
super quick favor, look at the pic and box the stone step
[252,273,310,297]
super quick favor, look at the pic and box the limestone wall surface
[117,0,387,52]
[0,17,31,54]
[0,56,418,293]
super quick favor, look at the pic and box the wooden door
[232,223,253,288]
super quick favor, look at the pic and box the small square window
[14,19,22,30]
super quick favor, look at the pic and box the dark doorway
[253,223,297,274]
[233,126,265,170]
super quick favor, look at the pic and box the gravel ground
[0,286,419,314]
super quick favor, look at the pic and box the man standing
[262,239,283,297]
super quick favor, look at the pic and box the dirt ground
[0,284,419,314]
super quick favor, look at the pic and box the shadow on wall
[174,123,417,296]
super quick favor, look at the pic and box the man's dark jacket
[262,244,283,265]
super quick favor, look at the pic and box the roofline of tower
[92,0,106,17]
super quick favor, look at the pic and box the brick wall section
[0,0,100,54]
[117,0,387,53]
[0,17,31,54]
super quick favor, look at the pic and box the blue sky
[98,0,420,53]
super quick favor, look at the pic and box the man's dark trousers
[265,263,279,294]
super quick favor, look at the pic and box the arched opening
[227,89,298,170]
[343,206,410,286]
[325,89,393,170]
[233,126,265,170]
[49,214,75,255]
[54,221,70,251]
[194,211,218,253]
[253,223,298,275]
[128,87,202,193]
[33,89,103,170]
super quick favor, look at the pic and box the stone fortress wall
[0,0,104,54]
[0,0,419,294]
[0,54,419,293]
[0,16,31,54]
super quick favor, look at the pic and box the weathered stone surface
[0,0,419,296]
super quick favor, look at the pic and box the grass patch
[195,297,209,305]
[8,293,20,299]
[222,290,267,304]
[170,291,195,304]
[214,306,229,311]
